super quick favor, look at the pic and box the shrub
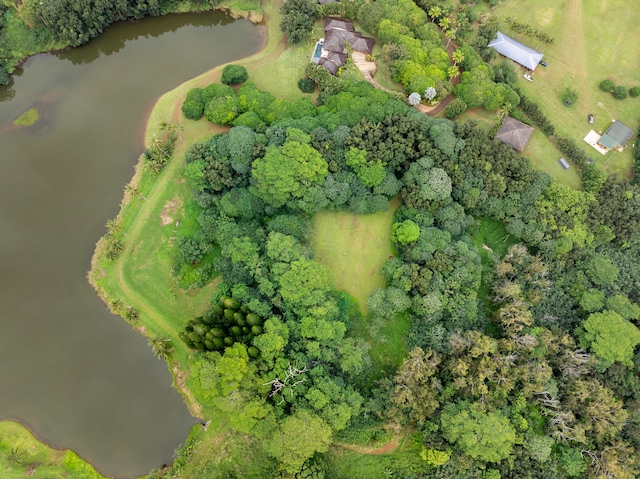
[444,98,467,119]
[599,79,614,92]
[561,87,578,105]
[221,64,249,85]
[182,88,205,120]
[613,85,628,99]
[630,86,640,97]
[298,77,316,93]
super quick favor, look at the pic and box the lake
[0,11,263,478]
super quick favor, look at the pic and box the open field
[492,0,640,178]
[312,198,409,377]
[312,198,399,315]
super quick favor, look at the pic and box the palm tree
[6,447,24,465]
[110,298,125,313]
[125,183,146,201]
[445,28,457,49]
[438,16,451,30]
[125,306,139,323]
[106,238,124,260]
[447,65,460,80]
[497,103,512,120]
[105,218,124,237]
[148,337,173,360]
[160,121,183,141]
[428,6,442,23]
[452,49,465,66]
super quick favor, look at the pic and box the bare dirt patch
[160,197,183,226]
[172,363,203,418]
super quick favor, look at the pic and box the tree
[444,98,467,119]
[298,77,316,93]
[265,409,332,474]
[280,0,317,44]
[599,79,615,91]
[560,87,578,105]
[148,337,173,360]
[582,310,640,366]
[424,86,437,101]
[392,219,421,245]
[221,64,248,85]
[440,402,516,462]
[613,85,628,99]
[408,92,421,106]
[251,134,328,207]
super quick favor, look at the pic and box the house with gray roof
[495,116,534,152]
[313,18,375,74]
[597,120,634,151]
[488,32,544,71]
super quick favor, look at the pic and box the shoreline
[0,4,273,479]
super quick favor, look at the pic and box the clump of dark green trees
[180,295,264,357]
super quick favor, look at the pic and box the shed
[598,120,634,151]
[495,116,534,152]
[488,32,544,71]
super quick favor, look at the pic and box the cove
[0,12,264,478]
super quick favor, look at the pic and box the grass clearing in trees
[312,197,409,377]
[312,198,399,315]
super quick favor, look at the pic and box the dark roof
[324,18,353,32]
[318,58,340,75]
[488,32,543,71]
[495,116,534,152]
[599,120,634,150]
[324,28,374,54]
[349,35,375,54]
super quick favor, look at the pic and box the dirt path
[334,435,402,455]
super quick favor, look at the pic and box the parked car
[523,73,533,82]
[588,114,594,124]
[540,60,548,67]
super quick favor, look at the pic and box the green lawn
[492,0,640,178]
[312,198,399,315]
[0,421,105,479]
[312,198,409,377]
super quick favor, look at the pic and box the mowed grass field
[492,0,640,178]
[312,198,410,375]
[312,198,400,315]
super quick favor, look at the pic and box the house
[495,116,534,152]
[488,32,544,71]
[597,120,634,152]
[313,18,375,75]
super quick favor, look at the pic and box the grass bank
[0,421,105,479]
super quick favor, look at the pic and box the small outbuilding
[488,32,544,71]
[495,116,534,152]
[597,120,634,152]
